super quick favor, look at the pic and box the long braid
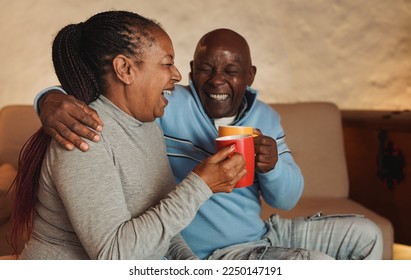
[9,128,50,255]
[9,10,163,257]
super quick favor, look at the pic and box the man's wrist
[33,86,65,115]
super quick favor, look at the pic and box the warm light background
[1,0,411,110]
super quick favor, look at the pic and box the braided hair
[54,10,160,101]
[9,11,162,256]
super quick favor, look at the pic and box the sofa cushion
[0,164,17,225]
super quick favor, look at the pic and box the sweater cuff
[256,157,283,179]
[182,171,213,201]
[33,85,66,115]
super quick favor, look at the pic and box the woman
[10,10,246,260]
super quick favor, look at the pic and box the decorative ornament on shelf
[377,129,405,189]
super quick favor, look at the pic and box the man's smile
[208,93,229,101]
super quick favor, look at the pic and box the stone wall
[1,0,410,110]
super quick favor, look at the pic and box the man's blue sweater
[157,81,304,259]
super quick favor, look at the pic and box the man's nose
[208,71,225,86]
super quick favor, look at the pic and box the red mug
[215,134,255,188]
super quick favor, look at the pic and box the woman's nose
[171,65,182,83]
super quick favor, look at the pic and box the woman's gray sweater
[20,95,212,259]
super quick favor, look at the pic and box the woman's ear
[112,55,134,85]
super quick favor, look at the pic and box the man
[35,28,383,259]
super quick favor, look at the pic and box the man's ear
[112,55,134,85]
[247,65,257,86]
[189,60,194,80]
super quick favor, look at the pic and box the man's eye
[225,67,239,75]
[226,70,239,76]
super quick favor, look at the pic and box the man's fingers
[81,106,103,129]
[72,100,103,132]
[60,128,90,152]
[69,120,101,142]
[252,128,262,137]
[46,128,74,151]
[51,123,90,152]
[256,162,272,172]
[255,153,274,164]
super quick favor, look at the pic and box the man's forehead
[199,44,244,56]
[195,49,244,65]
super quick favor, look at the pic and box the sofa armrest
[0,105,41,169]
[0,164,17,225]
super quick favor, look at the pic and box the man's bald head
[194,28,252,67]
[190,28,257,118]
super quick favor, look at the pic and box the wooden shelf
[342,110,411,246]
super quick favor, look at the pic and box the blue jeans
[207,213,383,260]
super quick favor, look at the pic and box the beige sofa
[0,103,394,259]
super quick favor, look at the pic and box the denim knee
[351,217,383,259]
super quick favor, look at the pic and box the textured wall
[1,0,411,110]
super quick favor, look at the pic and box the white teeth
[210,94,229,101]
[162,90,172,95]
